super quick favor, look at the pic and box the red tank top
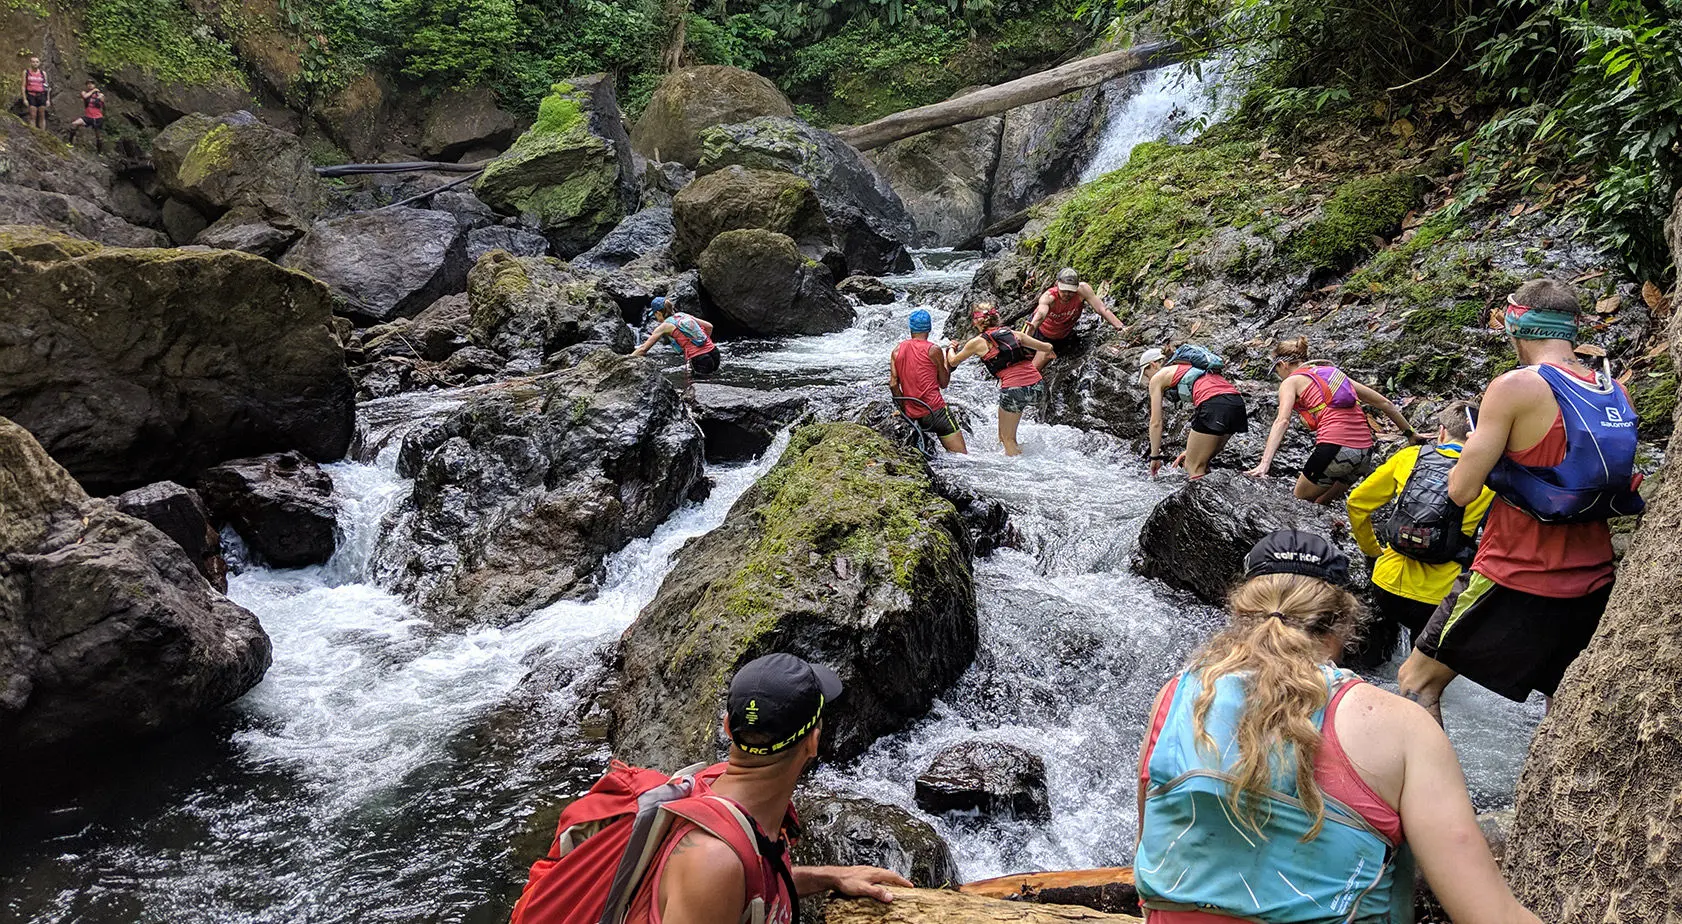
[1142,678,1403,924]
[83,91,103,119]
[668,313,716,361]
[892,338,947,417]
[625,809,797,924]
[982,329,1043,389]
[1472,365,1615,597]
[1170,365,1239,405]
[24,69,46,93]
[1039,287,1085,338]
[1291,372,1373,449]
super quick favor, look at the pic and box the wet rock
[0,118,159,247]
[868,90,1004,248]
[630,66,795,169]
[283,208,471,324]
[1041,335,1146,440]
[794,786,961,887]
[0,228,355,494]
[698,229,854,336]
[671,165,835,268]
[113,481,228,592]
[466,225,551,261]
[467,250,633,368]
[572,207,675,270]
[474,76,636,257]
[358,294,474,363]
[0,417,271,762]
[839,275,897,305]
[160,197,210,244]
[989,82,1116,219]
[932,475,1020,558]
[915,740,1051,818]
[193,208,302,258]
[609,422,977,767]
[198,452,338,569]
[151,111,333,224]
[375,351,705,626]
[690,384,812,461]
[0,183,165,248]
[440,346,507,378]
[420,86,524,161]
[699,116,913,274]
[829,888,1141,923]
[98,65,254,129]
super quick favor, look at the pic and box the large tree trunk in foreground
[838,41,1183,152]
[1500,191,1682,918]
[828,887,1140,922]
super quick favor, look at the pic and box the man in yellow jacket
[1348,400,1495,644]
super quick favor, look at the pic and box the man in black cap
[627,653,911,924]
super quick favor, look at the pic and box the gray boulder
[151,111,333,224]
[198,452,338,569]
[0,184,165,247]
[697,229,854,336]
[989,83,1117,219]
[868,98,1003,248]
[0,117,164,246]
[283,209,471,323]
[690,384,813,462]
[420,87,524,161]
[573,207,675,270]
[194,208,303,258]
[466,250,633,368]
[794,786,961,888]
[431,190,502,230]
[839,275,897,305]
[467,225,550,262]
[113,481,228,593]
[0,418,271,760]
[630,66,795,169]
[915,740,1051,819]
[357,294,474,364]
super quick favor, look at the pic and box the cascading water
[1080,60,1229,181]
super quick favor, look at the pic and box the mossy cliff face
[150,111,333,223]
[609,422,978,769]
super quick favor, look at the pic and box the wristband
[1150,454,1167,461]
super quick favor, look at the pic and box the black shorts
[83,116,103,130]
[1302,442,1376,486]
[1416,571,1612,701]
[25,90,47,108]
[1189,393,1249,435]
[1371,585,1438,644]
[911,406,959,438]
[688,349,720,377]
[1032,326,1079,359]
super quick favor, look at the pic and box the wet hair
[1190,572,1364,839]
[1437,399,1477,441]
[1510,278,1580,315]
[1271,336,1310,365]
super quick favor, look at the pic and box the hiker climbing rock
[890,309,967,453]
[1026,267,1125,369]
[633,295,721,378]
[21,56,49,130]
[509,654,911,924]
[67,80,104,152]
[1138,344,1249,478]
[1248,336,1421,503]
[1346,400,1495,646]
[947,303,1054,456]
[1399,279,1643,723]
[1135,529,1542,924]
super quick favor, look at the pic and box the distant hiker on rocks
[21,56,49,130]
[890,308,967,454]
[948,302,1054,456]
[633,295,720,378]
[1347,400,1495,645]
[1248,336,1422,503]
[508,653,911,924]
[1026,267,1125,369]
[1138,344,1249,478]
[1398,279,1643,723]
[68,80,104,152]
[1136,529,1543,924]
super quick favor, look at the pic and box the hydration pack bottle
[1383,445,1470,564]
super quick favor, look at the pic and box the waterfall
[1081,60,1230,182]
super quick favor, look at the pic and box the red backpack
[510,761,799,924]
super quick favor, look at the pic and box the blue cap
[650,296,667,313]
[908,309,932,333]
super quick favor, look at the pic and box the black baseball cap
[1243,529,1350,586]
[727,653,843,756]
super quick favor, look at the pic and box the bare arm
[631,321,675,357]
[930,342,951,388]
[946,336,986,368]
[793,865,913,900]
[1016,330,1056,354]
[1247,378,1301,476]
[1147,368,1169,472]
[1030,290,1052,328]
[1351,380,1420,442]
[888,355,902,396]
[1449,373,1527,506]
[1084,283,1124,329]
[659,832,747,924]
[697,317,714,337]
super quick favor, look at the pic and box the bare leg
[939,430,968,454]
[1312,481,1352,506]
[1397,648,1457,727]
[1032,350,1053,371]
[1294,474,1334,502]
[1182,431,1229,477]
[999,408,1024,456]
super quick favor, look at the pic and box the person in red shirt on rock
[1026,267,1126,370]
[947,303,1055,456]
[21,56,50,130]
[889,308,967,453]
[68,80,105,152]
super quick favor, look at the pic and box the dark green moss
[1288,172,1421,270]
[1632,354,1678,439]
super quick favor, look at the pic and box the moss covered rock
[609,422,978,768]
[631,66,795,169]
[671,165,836,267]
[475,76,637,258]
[698,229,855,336]
[151,111,333,224]
[466,250,633,368]
[1288,172,1421,271]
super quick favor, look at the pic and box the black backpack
[1381,444,1472,564]
[981,329,1032,377]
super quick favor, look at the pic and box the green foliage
[684,12,781,70]
[83,0,246,87]
[1632,354,1677,439]
[384,0,518,84]
[1288,173,1421,270]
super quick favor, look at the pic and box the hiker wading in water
[1135,529,1542,924]
[947,302,1054,456]
[889,308,967,453]
[633,295,720,378]
[1027,267,1125,369]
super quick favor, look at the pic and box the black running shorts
[1371,585,1439,644]
[911,407,960,438]
[688,349,720,377]
[1189,393,1249,435]
[1416,570,1612,701]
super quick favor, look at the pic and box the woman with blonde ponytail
[1135,530,1540,924]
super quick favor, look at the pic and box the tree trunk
[661,0,691,72]
[961,868,1140,916]
[828,887,1140,923]
[838,41,1184,152]
[1499,189,1682,918]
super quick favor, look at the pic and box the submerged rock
[631,66,796,169]
[609,422,978,768]
[376,352,705,626]
[113,482,228,593]
[794,786,960,888]
[198,452,338,569]
[282,208,471,324]
[466,250,632,368]
[151,111,332,224]
[839,275,897,305]
[0,228,355,495]
[698,229,854,336]
[915,740,1051,819]
[0,418,271,762]
[671,165,835,268]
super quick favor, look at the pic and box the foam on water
[1081,61,1228,181]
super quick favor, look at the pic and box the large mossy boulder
[282,208,471,324]
[698,229,855,336]
[151,111,333,224]
[630,66,795,169]
[609,422,978,768]
[868,98,1004,248]
[466,250,633,369]
[699,116,914,274]
[0,418,272,763]
[0,227,355,495]
[475,77,636,257]
[671,165,835,267]
[374,351,705,627]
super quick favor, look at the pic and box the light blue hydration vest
[667,312,711,354]
[1136,667,1414,924]
[1485,363,1643,523]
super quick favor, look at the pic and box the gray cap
[1056,267,1080,291]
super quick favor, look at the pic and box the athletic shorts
[1302,442,1376,486]
[83,116,103,130]
[911,406,960,438]
[1190,393,1249,435]
[26,91,47,108]
[1371,584,1439,644]
[998,382,1043,414]
[1416,570,1612,701]
[688,349,720,377]
[1033,326,1079,359]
